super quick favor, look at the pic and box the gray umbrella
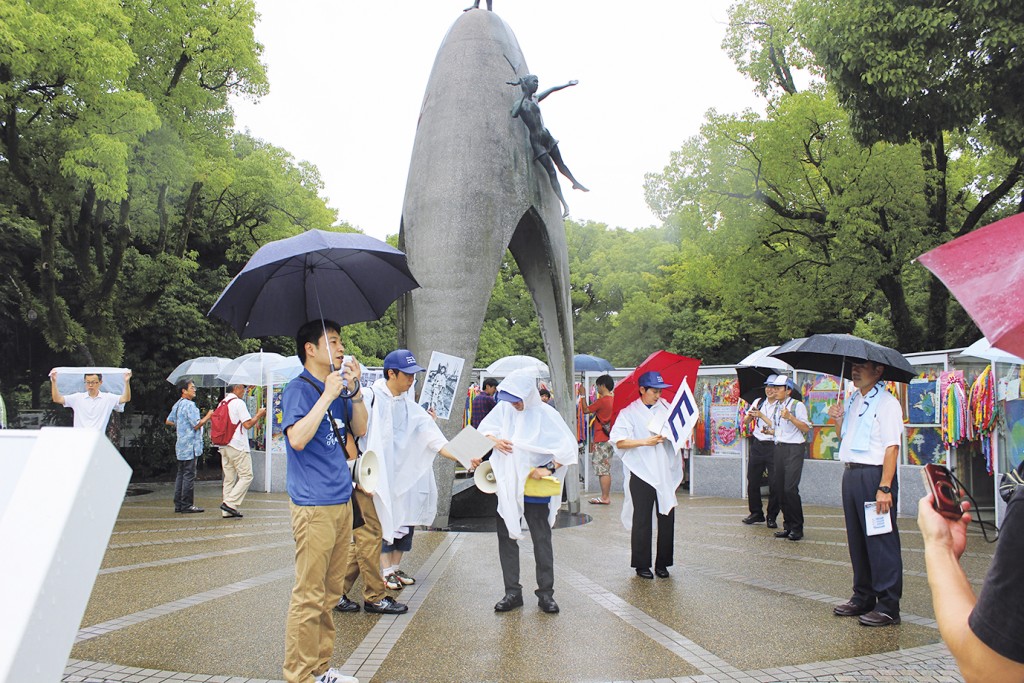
[770,334,915,383]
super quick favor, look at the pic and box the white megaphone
[474,460,498,494]
[348,450,380,495]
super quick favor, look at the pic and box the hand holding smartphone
[921,464,964,520]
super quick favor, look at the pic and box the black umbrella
[769,334,915,383]
[208,230,420,338]
[736,366,803,405]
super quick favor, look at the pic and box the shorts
[591,441,613,477]
[383,526,414,553]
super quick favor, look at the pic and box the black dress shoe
[635,568,654,579]
[220,502,242,517]
[538,596,559,613]
[494,594,524,612]
[364,596,408,614]
[766,517,778,529]
[741,513,766,525]
[858,610,900,627]
[654,567,670,578]
[773,530,791,538]
[334,595,360,613]
[787,532,803,541]
[181,505,204,513]
[833,600,871,617]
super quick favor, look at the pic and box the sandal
[588,498,610,505]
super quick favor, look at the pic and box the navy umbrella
[770,334,914,383]
[209,230,420,338]
[573,353,614,372]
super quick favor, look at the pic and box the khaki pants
[220,445,253,510]
[342,487,387,603]
[283,501,353,683]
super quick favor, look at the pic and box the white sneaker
[315,668,358,683]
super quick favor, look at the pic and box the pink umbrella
[917,212,1024,359]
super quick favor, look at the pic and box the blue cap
[383,349,425,373]
[638,371,671,389]
[495,390,523,403]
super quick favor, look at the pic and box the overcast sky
[231,1,763,241]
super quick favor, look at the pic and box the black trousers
[173,457,197,510]
[496,502,554,599]
[773,442,805,533]
[747,438,780,518]
[629,475,675,569]
[841,464,902,616]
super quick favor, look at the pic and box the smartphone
[921,464,963,520]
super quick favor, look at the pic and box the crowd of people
[48,326,1024,683]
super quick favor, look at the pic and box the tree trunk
[176,181,203,258]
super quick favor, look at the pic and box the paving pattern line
[111,520,289,535]
[108,528,293,550]
[337,532,465,682]
[76,566,294,643]
[98,540,294,575]
[555,561,746,679]
[115,513,292,523]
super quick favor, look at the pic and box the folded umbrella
[209,229,420,338]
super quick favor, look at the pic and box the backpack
[210,395,241,446]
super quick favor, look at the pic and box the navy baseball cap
[383,349,425,374]
[638,371,672,389]
[495,390,523,403]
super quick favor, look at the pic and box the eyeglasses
[85,380,101,385]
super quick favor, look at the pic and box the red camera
[922,464,963,520]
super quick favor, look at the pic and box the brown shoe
[859,610,900,627]
[833,601,871,617]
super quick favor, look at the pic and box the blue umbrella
[208,230,419,338]
[573,353,613,372]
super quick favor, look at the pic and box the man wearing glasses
[50,369,131,432]
[827,360,904,627]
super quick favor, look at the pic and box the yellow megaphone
[348,450,380,495]
[474,461,498,494]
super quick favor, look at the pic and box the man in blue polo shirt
[280,319,367,683]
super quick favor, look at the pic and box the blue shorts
[383,527,414,553]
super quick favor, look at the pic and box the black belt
[845,462,882,469]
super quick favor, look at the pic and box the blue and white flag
[647,381,700,450]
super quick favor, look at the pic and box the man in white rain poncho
[477,369,578,614]
[609,371,684,580]
[357,349,461,594]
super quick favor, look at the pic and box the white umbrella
[737,345,793,371]
[485,355,550,377]
[958,337,1024,365]
[217,352,292,386]
[166,356,232,387]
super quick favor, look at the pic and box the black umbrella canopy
[736,366,803,405]
[209,230,420,338]
[770,334,915,383]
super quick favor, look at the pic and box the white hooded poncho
[476,370,579,539]
[360,377,448,543]
[608,396,684,530]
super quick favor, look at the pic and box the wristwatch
[877,485,892,494]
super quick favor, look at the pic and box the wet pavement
[63,481,981,682]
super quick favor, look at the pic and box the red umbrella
[611,350,701,423]
[917,212,1024,359]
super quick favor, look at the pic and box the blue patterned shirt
[167,398,203,461]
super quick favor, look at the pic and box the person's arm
[342,357,369,438]
[918,497,1024,681]
[286,373,345,451]
[119,371,132,404]
[194,409,214,432]
[50,369,65,406]
[242,406,266,430]
[616,435,665,450]
[537,79,578,101]
[827,401,844,433]
[874,444,899,514]
[782,401,810,435]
